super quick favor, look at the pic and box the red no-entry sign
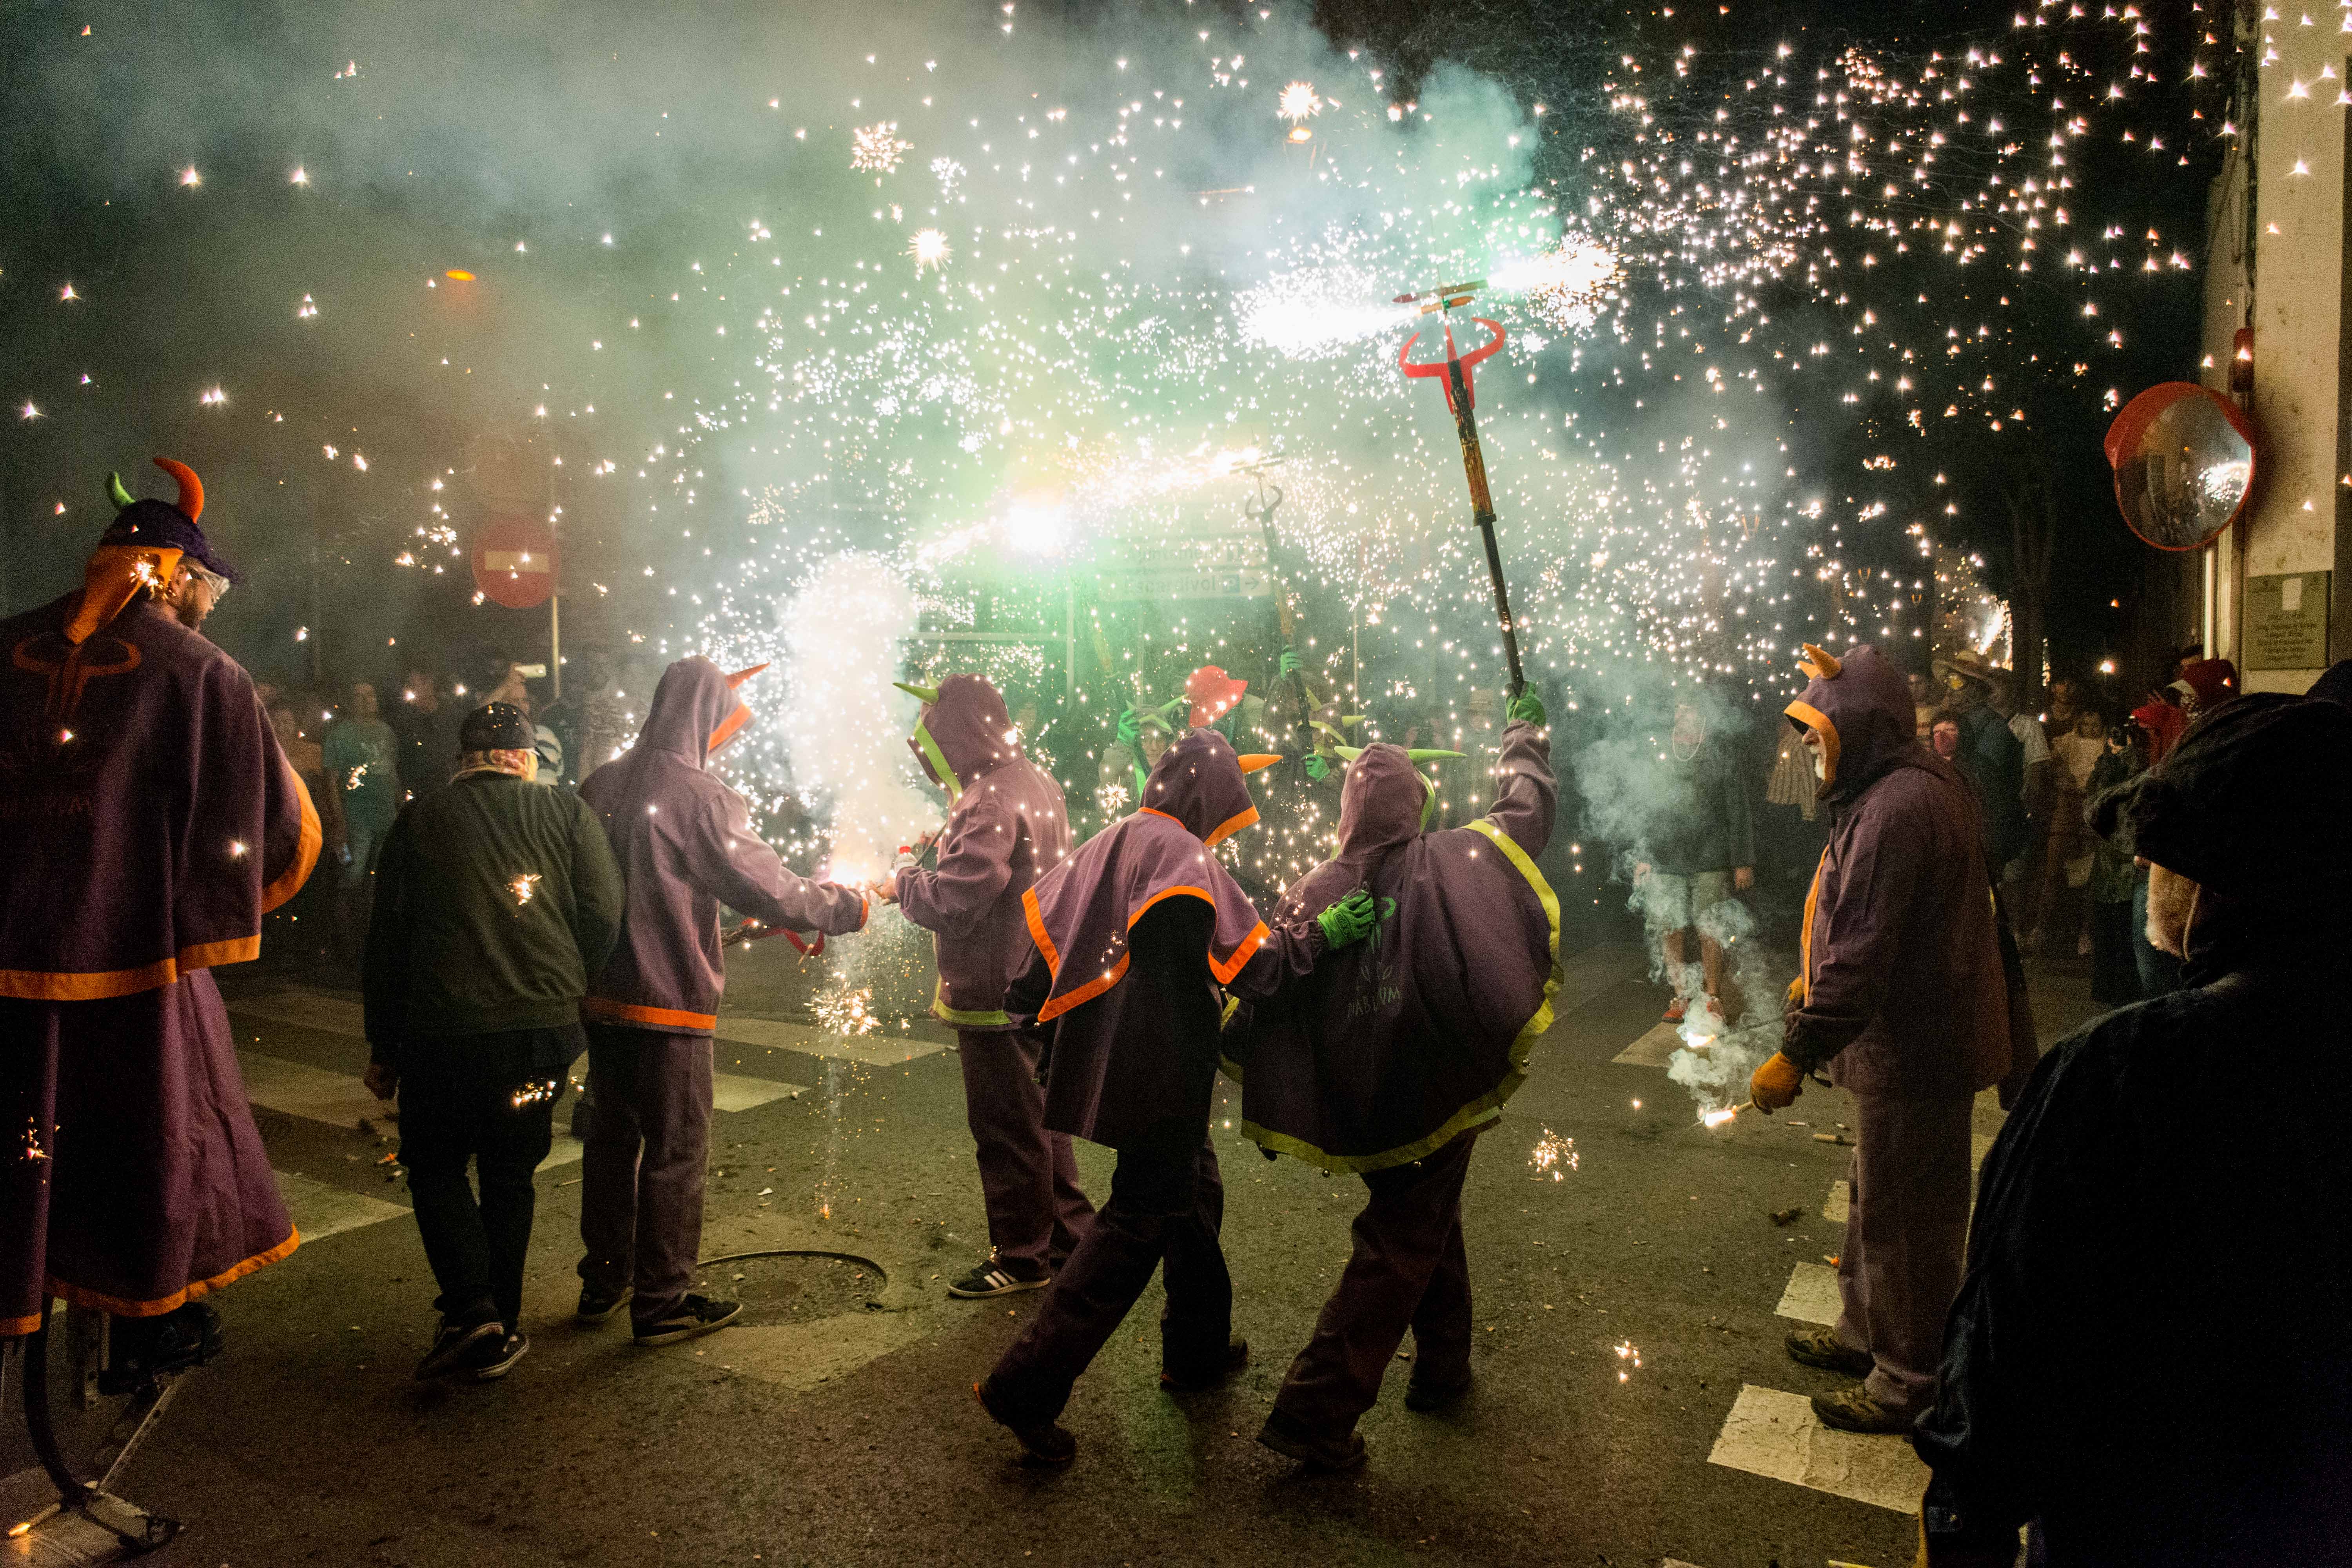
[472,513,558,608]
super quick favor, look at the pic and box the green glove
[1115,706,1140,747]
[1304,753,1330,780]
[1316,889,1382,949]
[1279,647,1301,679]
[1507,687,1546,727]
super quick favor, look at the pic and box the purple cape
[1226,721,1562,1172]
[1019,728,1268,1026]
[894,674,1071,1029]
[1,586,316,1332]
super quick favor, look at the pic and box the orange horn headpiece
[726,662,770,689]
[152,457,203,523]
[1797,643,1842,681]
[1236,753,1285,775]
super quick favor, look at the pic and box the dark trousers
[577,1024,712,1328]
[1272,1130,1478,1439]
[1837,1093,1974,1415]
[397,1027,574,1332]
[985,1130,1229,1426]
[958,1027,1094,1273]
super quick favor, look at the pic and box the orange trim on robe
[2,1312,41,1338]
[1784,701,1840,793]
[1126,884,1214,929]
[1202,806,1259,849]
[0,935,265,1002]
[49,1228,300,1320]
[583,996,720,1031]
[1023,887,1063,977]
[1038,952,1130,1024]
[1209,921,1271,985]
[263,764,324,913]
[707,702,750,755]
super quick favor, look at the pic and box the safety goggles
[191,565,230,603]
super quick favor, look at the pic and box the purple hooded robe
[1,578,320,1335]
[579,657,866,1035]
[1781,644,2024,1094]
[895,674,1072,1030]
[1012,730,1314,1149]
[1225,721,1561,1171]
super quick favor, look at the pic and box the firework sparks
[906,227,951,273]
[850,121,911,176]
[1277,81,1323,122]
[1528,1127,1579,1181]
[509,871,542,906]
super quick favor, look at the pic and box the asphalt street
[2,922,2102,1568]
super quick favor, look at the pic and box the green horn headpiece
[107,472,136,509]
[893,681,939,703]
[1330,744,1465,764]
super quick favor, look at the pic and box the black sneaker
[633,1294,741,1347]
[1785,1325,1875,1378]
[416,1318,503,1380]
[467,1330,530,1382]
[974,1378,1076,1465]
[576,1283,632,1324]
[1257,1410,1368,1473]
[946,1260,1051,1299]
[1160,1338,1249,1392]
[1403,1372,1472,1414]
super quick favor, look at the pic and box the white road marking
[274,1169,406,1241]
[1824,1179,1850,1224]
[234,1049,583,1169]
[1774,1261,1842,1327]
[715,1016,946,1068]
[1707,1383,1927,1514]
[1612,1020,1684,1067]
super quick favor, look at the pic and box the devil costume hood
[2,459,317,1335]
[1915,694,2352,1561]
[1225,720,1561,1172]
[579,657,866,1035]
[1011,730,1294,1147]
[893,674,1072,1029]
[1780,644,2025,1096]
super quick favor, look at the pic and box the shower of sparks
[906,227,952,273]
[814,983,880,1036]
[509,871,542,906]
[1277,80,1322,122]
[510,1078,558,1108]
[1528,1127,1579,1181]
[850,122,912,175]
[1614,1341,1642,1382]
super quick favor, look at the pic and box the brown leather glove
[1749,1052,1806,1112]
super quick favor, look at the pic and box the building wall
[2200,16,2352,693]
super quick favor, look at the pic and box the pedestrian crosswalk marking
[1611,1020,1683,1067]
[1824,1179,1850,1224]
[1773,1261,1841,1327]
[273,1169,407,1241]
[1706,1383,1926,1514]
[714,1016,946,1068]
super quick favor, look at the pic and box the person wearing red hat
[573,657,869,1347]
[2,459,320,1379]
[2169,657,2237,719]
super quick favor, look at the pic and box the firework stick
[1441,352,1525,697]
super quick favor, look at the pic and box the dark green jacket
[363,770,625,1058]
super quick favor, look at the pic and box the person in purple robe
[2,459,321,1374]
[972,729,1385,1465]
[573,657,869,1346]
[875,675,1093,1299]
[1748,644,2035,1435]
[1227,687,1558,1471]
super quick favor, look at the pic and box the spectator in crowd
[573,656,638,781]
[2044,675,2082,735]
[1907,669,1939,740]
[1632,698,1757,1026]
[2028,704,2107,957]
[361,702,623,1382]
[2080,715,2146,1008]
[2125,698,2188,997]
[325,681,401,961]
[1749,644,2033,1436]
[1913,694,2352,1564]
[1986,668,2052,891]
[1932,649,2027,875]
[575,657,869,1347]
[390,668,458,799]
[1929,715,1961,761]
[2169,656,2236,720]
[268,699,337,957]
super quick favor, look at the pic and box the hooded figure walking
[574,657,869,1346]
[2,461,320,1374]
[973,729,1384,1463]
[875,674,1094,1299]
[1913,693,2352,1565]
[1749,644,2034,1434]
[1230,687,1559,1471]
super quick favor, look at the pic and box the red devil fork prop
[1395,279,1525,696]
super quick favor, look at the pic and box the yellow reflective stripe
[930,979,1009,1029]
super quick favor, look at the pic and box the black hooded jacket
[1913,695,2352,1564]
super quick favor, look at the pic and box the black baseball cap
[459,701,534,753]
